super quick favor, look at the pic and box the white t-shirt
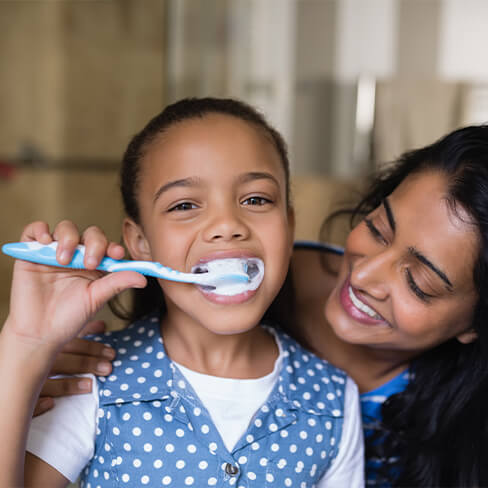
[27,354,364,486]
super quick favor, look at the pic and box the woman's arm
[0,221,146,486]
[34,320,115,417]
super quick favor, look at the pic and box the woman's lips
[339,277,388,326]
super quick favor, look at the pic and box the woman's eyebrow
[153,177,201,204]
[383,198,396,232]
[408,246,453,291]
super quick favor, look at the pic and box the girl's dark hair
[348,125,488,486]
[113,97,295,334]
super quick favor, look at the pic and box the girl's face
[124,114,294,336]
[325,170,479,354]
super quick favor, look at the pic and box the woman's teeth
[348,286,382,319]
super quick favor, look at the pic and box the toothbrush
[1,241,250,288]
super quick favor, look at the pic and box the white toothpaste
[193,258,264,296]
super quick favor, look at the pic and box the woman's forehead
[388,171,479,288]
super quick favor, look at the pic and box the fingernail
[86,255,98,268]
[59,250,70,263]
[39,397,53,409]
[78,379,92,391]
[102,347,115,359]
[97,362,111,374]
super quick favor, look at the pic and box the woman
[35,125,488,486]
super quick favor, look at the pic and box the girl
[0,98,363,487]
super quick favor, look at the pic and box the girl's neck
[160,315,278,380]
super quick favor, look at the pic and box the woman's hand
[33,320,116,416]
[3,220,145,359]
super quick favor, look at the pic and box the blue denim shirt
[80,315,347,487]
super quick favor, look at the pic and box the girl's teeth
[348,286,382,319]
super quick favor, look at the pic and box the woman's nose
[349,251,391,300]
[202,209,250,242]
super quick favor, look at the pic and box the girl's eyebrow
[153,172,279,204]
[153,177,202,203]
[237,171,280,186]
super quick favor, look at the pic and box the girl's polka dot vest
[80,315,346,487]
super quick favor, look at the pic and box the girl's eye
[405,269,434,303]
[168,202,198,212]
[364,218,388,245]
[242,196,272,206]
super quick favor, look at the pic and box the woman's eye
[242,196,272,206]
[168,202,197,212]
[405,269,433,303]
[364,218,388,245]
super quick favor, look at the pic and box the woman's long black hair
[344,125,488,487]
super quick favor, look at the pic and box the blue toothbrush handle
[2,242,250,285]
[1,241,128,271]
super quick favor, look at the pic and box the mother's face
[325,170,479,354]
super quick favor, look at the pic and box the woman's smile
[326,171,478,350]
[339,277,389,326]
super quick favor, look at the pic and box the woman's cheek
[390,301,440,346]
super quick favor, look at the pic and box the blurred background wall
[1,0,488,325]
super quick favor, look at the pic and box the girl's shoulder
[272,327,349,416]
[293,240,344,255]
[291,242,343,306]
[86,314,169,402]
[86,314,161,350]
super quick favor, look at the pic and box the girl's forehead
[147,113,276,153]
[140,115,286,183]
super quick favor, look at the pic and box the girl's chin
[197,288,257,305]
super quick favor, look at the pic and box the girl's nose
[349,251,391,301]
[202,210,250,243]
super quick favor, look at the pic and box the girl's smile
[191,252,265,304]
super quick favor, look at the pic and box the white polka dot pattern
[80,316,346,487]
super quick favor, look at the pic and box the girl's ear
[456,328,478,344]
[123,218,151,260]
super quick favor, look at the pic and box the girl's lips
[198,287,257,305]
[339,277,389,326]
[191,251,265,303]
[193,250,258,266]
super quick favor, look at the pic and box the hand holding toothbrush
[3,221,146,354]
